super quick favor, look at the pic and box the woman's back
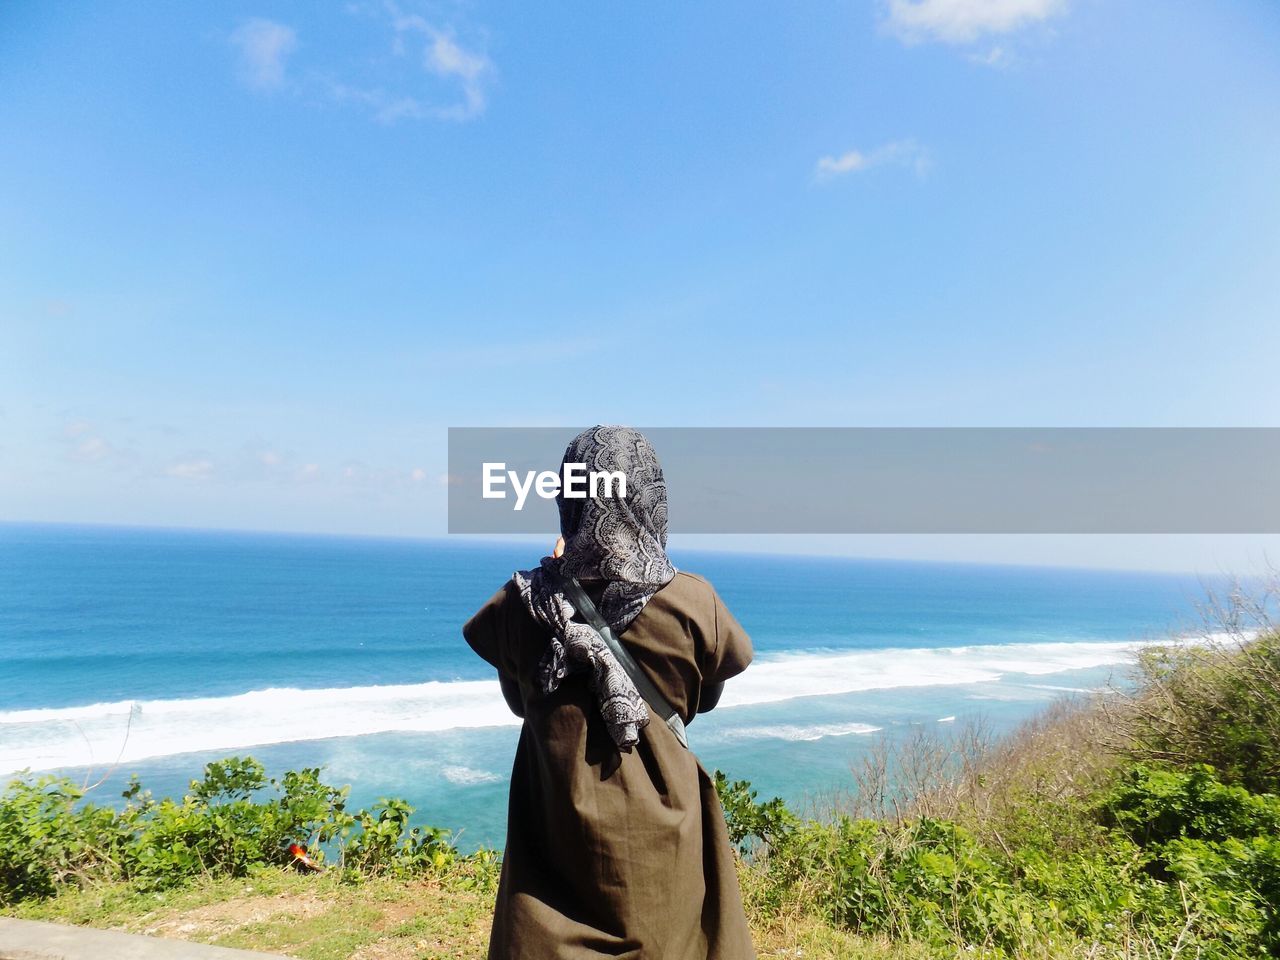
[464,569,755,960]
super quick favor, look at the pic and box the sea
[0,523,1220,849]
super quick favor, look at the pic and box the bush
[1102,763,1280,955]
[718,760,1280,959]
[1103,764,1280,848]
[0,775,126,901]
[1116,627,1280,794]
[0,757,480,906]
[713,772,796,851]
[341,797,457,878]
[118,758,354,887]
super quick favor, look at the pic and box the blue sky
[2,1,1279,572]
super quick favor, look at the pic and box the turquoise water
[0,523,1216,847]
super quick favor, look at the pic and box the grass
[8,867,494,960]
[7,864,946,960]
[8,858,1135,959]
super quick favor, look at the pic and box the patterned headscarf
[512,425,677,749]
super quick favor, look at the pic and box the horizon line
[0,517,1254,581]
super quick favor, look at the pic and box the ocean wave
[0,637,1187,775]
[0,680,517,778]
[440,765,502,785]
[715,638,1154,708]
[720,722,881,742]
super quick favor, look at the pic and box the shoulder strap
[555,574,689,749]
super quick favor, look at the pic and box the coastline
[6,624,1277,959]
[0,636,1177,777]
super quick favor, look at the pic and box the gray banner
[447,427,1280,534]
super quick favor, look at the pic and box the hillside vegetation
[4,585,1278,959]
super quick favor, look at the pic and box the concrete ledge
[0,918,286,960]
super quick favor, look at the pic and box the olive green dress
[463,570,755,960]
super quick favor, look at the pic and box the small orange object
[287,842,323,872]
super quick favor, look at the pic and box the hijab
[512,425,677,749]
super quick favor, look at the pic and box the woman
[463,425,755,960]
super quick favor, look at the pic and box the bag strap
[555,573,689,749]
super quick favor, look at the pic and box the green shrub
[1102,763,1280,955]
[0,757,480,906]
[1103,764,1280,847]
[341,797,457,878]
[1127,631,1280,794]
[714,772,796,851]
[718,763,1280,958]
[0,775,126,901]
[119,758,354,887]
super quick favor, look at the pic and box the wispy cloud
[967,45,1014,69]
[814,140,930,181]
[230,18,297,91]
[884,0,1067,46]
[166,457,215,480]
[61,420,135,466]
[423,31,492,119]
[369,4,495,122]
[71,436,116,462]
[233,6,494,124]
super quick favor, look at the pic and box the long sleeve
[703,586,753,685]
[463,580,526,718]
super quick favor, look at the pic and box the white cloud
[885,0,1066,45]
[814,140,930,181]
[60,420,134,465]
[231,7,493,123]
[72,436,113,462]
[166,458,215,480]
[230,18,297,91]
[373,96,427,124]
[380,4,494,121]
[967,45,1013,68]
[424,32,491,119]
